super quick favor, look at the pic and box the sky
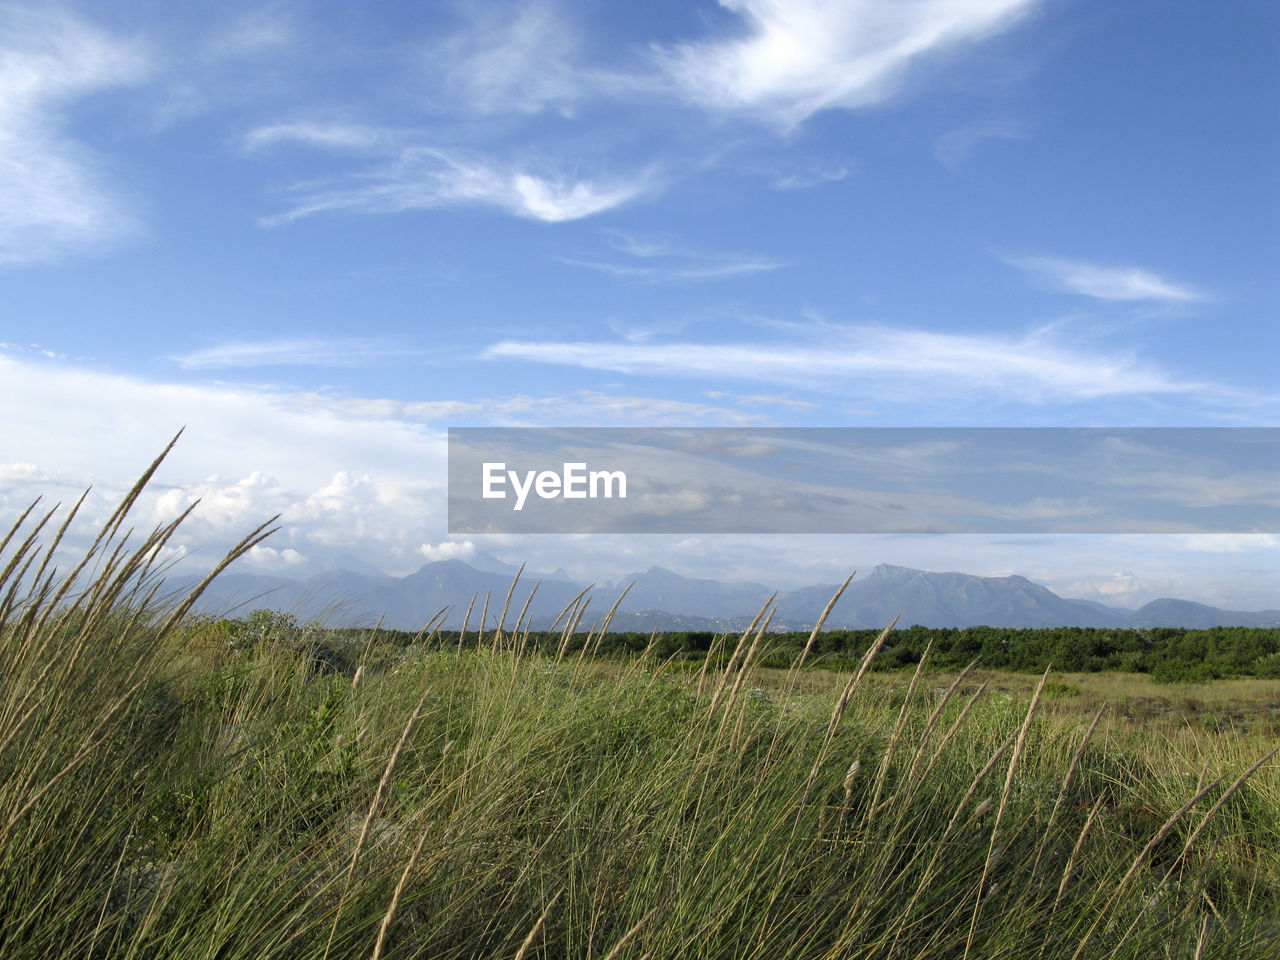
[0,0,1277,611]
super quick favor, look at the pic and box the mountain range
[167,555,1280,632]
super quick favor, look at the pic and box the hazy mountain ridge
[171,560,1280,632]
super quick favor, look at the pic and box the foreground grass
[2,468,1277,958]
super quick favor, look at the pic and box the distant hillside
[171,559,1280,632]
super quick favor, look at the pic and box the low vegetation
[277,622,1280,681]
[2,456,1277,958]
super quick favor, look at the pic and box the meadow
[1,456,1277,959]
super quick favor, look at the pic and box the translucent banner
[447,428,1279,534]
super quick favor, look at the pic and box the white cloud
[772,163,852,190]
[0,8,148,263]
[0,352,763,575]
[731,393,821,410]
[1180,534,1279,553]
[0,350,446,570]
[563,231,785,282]
[418,540,478,562]
[247,544,308,571]
[292,388,761,426]
[482,323,1209,403]
[430,3,584,116]
[0,462,44,481]
[934,118,1028,170]
[563,258,782,281]
[511,169,648,221]
[1009,256,1203,302]
[244,122,395,153]
[662,0,1038,127]
[254,142,653,224]
[205,7,296,60]
[163,471,296,529]
[169,337,412,370]
[1057,570,1145,603]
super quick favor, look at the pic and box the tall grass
[0,454,1276,958]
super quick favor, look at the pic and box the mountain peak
[183,558,1278,631]
[871,563,919,576]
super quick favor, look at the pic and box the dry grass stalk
[556,597,590,663]
[356,615,387,679]
[888,733,1016,940]
[915,678,990,790]
[1029,703,1105,881]
[867,639,933,820]
[572,582,634,684]
[370,830,430,960]
[838,759,862,826]
[1054,794,1105,909]
[597,581,632,638]
[0,502,58,625]
[495,564,525,648]
[2,677,145,834]
[636,631,659,670]
[475,589,491,650]
[1170,744,1278,871]
[1105,744,1280,958]
[826,616,897,739]
[0,497,43,562]
[422,607,449,638]
[512,887,565,960]
[513,582,540,645]
[694,632,727,700]
[457,593,475,653]
[965,665,1051,960]
[548,584,593,636]
[793,571,855,672]
[721,604,776,722]
[598,907,658,960]
[326,680,436,960]
[158,517,280,635]
[24,489,90,612]
[707,596,774,716]
[895,658,979,798]
[1068,768,1234,960]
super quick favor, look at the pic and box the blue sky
[1,0,1276,610]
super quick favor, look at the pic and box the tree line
[224,612,1280,682]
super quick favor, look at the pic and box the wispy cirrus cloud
[1008,256,1203,302]
[202,6,296,61]
[243,121,397,154]
[168,337,416,370]
[299,389,761,427]
[1180,534,1279,553]
[771,162,852,190]
[661,0,1039,128]
[482,323,1218,404]
[704,391,821,411]
[428,2,587,117]
[934,118,1028,170]
[249,129,656,223]
[0,7,148,263]
[239,1,1042,227]
[563,231,785,282]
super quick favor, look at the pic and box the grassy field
[767,666,1280,738]
[2,467,1277,959]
